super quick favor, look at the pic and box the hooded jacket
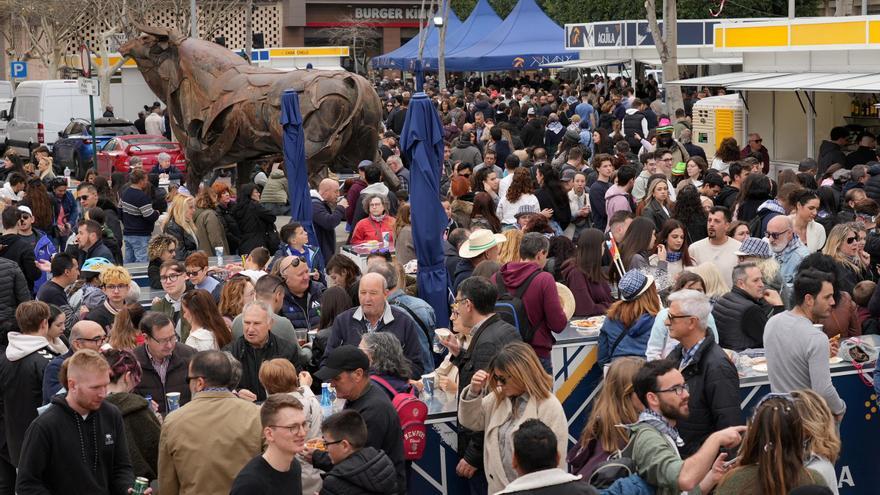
[818,140,847,177]
[864,163,880,203]
[561,263,613,317]
[0,332,66,466]
[753,199,787,238]
[604,184,635,230]
[104,392,161,480]
[15,394,133,494]
[261,168,289,204]
[345,178,368,225]
[320,447,398,495]
[449,137,483,167]
[493,262,568,359]
[312,191,346,260]
[496,469,597,495]
[0,232,41,292]
[598,313,656,365]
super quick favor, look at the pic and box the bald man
[765,215,810,285]
[322,273,428,378]
[41,320,107,403]
[312,178,348,259]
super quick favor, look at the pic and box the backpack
[370,375,428,461]
[747,209,776,238]
[589,431,655,495]
[495,270,542,342]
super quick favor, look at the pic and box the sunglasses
[845,236,858,244]
[185,269,204,277]
[77,195,91,202]
[766,229,790,240]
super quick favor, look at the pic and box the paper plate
[752,363,768,373]
[829,356,843,364]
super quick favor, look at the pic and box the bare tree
[2,0,90,78]
[645,0,683,116]
[321,17,381,74]
[437,0,450,91]
[155,0,241,40]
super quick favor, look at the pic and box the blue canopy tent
[371,5,462,69]
[400,93,450,330]
[444,0,571,72]
[280,90,322,264]
[422,0,501,70]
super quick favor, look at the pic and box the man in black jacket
[712,263,784,352]
[311,345,406,495]
[519,108,545,149]
[443,276,521,493]
[15,349,134,494]
[224,301,301,402]
[133,311,196,415]
[666,289,744,458]
[311,179,348,260]
[0,301,60,474]
[70,220,115,268]
[817,126,849,177]
[0,207,41,292]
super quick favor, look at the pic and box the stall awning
[727,72,878,92]
[541,59,626,68]
[667,72,789,86]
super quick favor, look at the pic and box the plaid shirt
[679,338,705,370]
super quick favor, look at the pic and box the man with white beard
[765,215,810,286]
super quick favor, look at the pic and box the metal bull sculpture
[119,25,396,188]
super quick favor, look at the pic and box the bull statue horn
[133,23,186,45]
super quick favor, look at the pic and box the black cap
[314,345,370,381]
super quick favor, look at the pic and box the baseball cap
[561,169,577,182]
[314,345,371,381]
[527,107,536,116]
[17,205,32,216]
[357,160,373,170]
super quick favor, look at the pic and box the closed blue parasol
[400,92,450,329]
[280,90,321,260]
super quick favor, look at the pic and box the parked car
[3,80,100,157]
[0,98,13,154]
[96,134,186,177]
[53,118,138,178]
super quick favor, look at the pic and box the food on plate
[571,317,604,329]
[752,363,768,373]
[306,438,326,451]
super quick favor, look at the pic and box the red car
[96,134,186,176]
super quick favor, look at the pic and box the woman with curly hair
[147,234,177,289]
[359,332,414,395]
[163,195,198,260]
[21,178,55,235]
[711,136,741,173]
[218,275,255,326]
[194,187,229,255]
[182,289,233,350]
[497,167,540,229]
[672,184,708,244]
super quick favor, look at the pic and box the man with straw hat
[451,229,506,293]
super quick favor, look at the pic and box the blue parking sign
[10,61,26,79]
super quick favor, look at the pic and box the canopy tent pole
[806,90,816,159]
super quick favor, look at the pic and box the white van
[2,80,100,155]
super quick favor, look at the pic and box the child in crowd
[852,280,878,335]
[238,247,271,284]
[318,410,397,495]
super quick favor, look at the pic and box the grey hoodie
[6,332,67,361]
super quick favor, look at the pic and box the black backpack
[494,271,541,342]
[747,209,777,238]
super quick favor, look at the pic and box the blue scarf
[636,409,685,447]
[666,250,683,263]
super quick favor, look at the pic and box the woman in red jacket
[350,194,396,245]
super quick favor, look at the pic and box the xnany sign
[354,7,424,20]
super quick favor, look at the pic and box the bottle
[63,166,71,186]
[329,385,339,412]
[215,246,224,268]
[320,383,333,418]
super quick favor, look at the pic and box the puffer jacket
[104,391,161,480]
[320,447,399,495]
[0,257,31,339]
[667,334,744,458]
[261,169,289,205]
[712,286,778,351]
[281,281,324,331]
[864,163,880,204]
[598,313,655,365]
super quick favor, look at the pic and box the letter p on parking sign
[10,61,26,79]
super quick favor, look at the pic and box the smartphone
[722,456,739,468]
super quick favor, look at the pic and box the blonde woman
[686,263,729,301]
[791,389,842,495]
[568,357,644,477]
[458,342,567,494]
[258,359,323,495]
[497,228,523,264]
[822,222,871,294]
[637,177,674,232]
[392,203,415,266]
[163,195,199,260]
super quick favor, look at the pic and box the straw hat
[458,229,507,258]
[556,283,576,320]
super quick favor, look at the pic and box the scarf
[666,250,683,262]
[636,409,684,447]
[370,214,386,223]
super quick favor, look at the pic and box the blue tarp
[371,4,462,69]
[422,0,501,70]
[444,0,572,72]
[280,90,320,255]
[400,92,450,330]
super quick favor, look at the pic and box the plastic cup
[166,392,181,413]
[421,374,434,399]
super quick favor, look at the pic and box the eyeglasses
[75,335,107,345]
[185,269,204,277]
[149,334,178,345]
[750,139,763,143]
[766,229,790,240]
[845,236,858,244]
[324,438,344,446]
[104,284,128,292]
[666,313,693,322]
[77,195,91,202]
[160,272,182,283]
[655,383,689,396]
[185,375,203,383]
[493,374,508,385]
[269,422,310,434]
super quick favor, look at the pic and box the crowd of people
[0,72,876,495]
